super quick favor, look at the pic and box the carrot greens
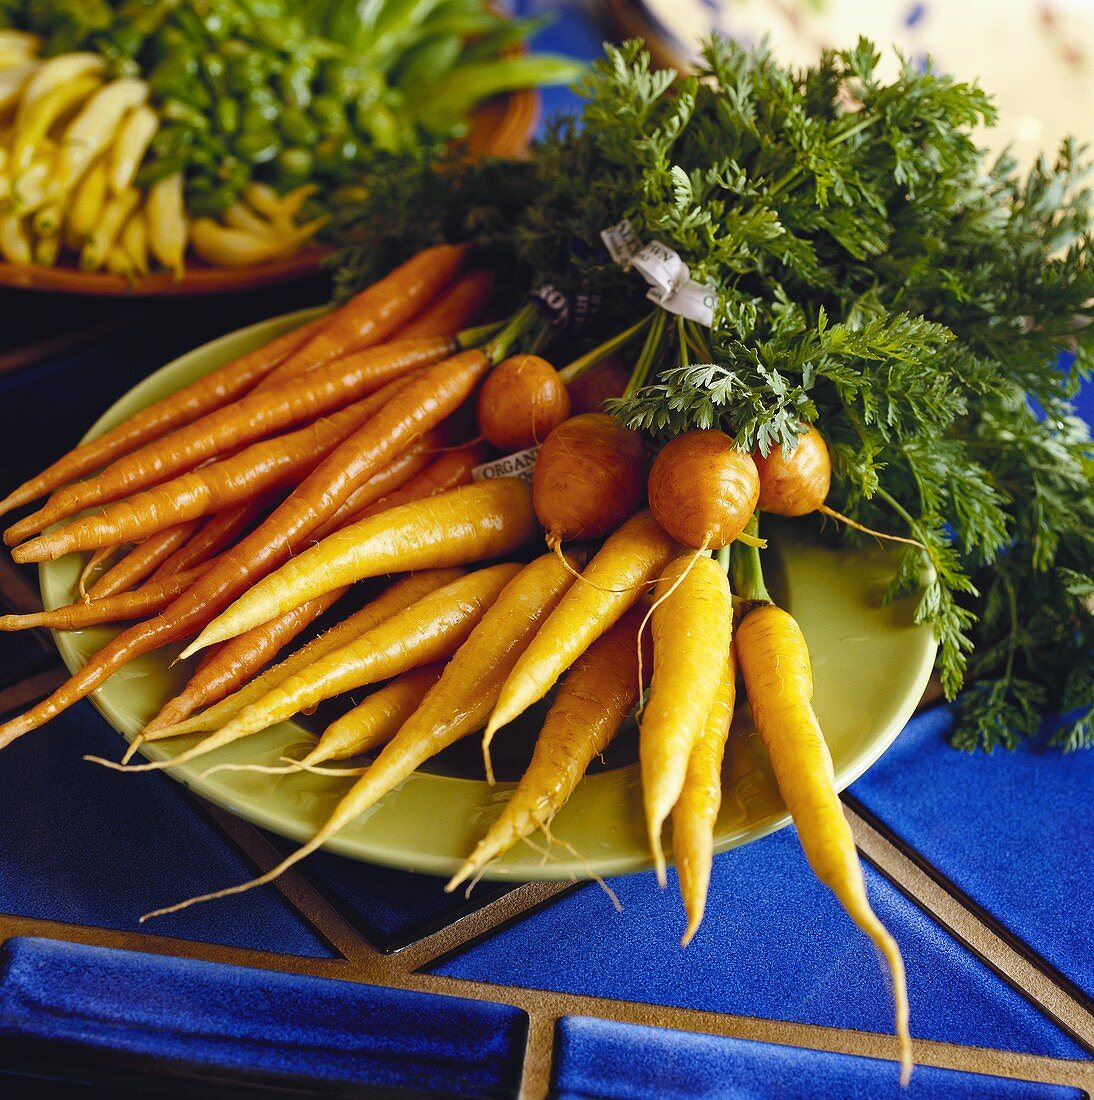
[333,36,1093,752]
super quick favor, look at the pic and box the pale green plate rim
[39,311,938,882]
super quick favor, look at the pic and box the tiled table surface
[0,6,1091,1098]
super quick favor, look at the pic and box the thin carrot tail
[850,898,913,1083]
[140,832,328,922]
[140,788,368,921]
[817,504,926,551]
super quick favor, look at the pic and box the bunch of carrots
[0,244,913,1081]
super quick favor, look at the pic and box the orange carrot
[86,520,201,598]
[261,243,469,385]
[8,338,453,542]
[12,378,412,561]
[78,546,123,597]
[0,564,210,631]
[0,314,326,517]
[394,270,494,340]
[349,442,486,522]
[0,344,497,746]
[141,588,345,735]
[148,502,262,579]
[476,354,570,451]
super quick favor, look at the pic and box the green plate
[39,311,938,881]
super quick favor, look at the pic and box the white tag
[471,446,540,484]
[631,239,690,297]
[646,280,718,326]
[600,219,640,267]
[601,220,716,327]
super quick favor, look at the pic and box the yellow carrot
[483,510,677,743]
[449,605,649,892]
[736,602,912,1082]
[216,563,520,738]
[671,647,736,946]
[181,479,538,658]
[143,570,463,742]
[641,552,734,885]
[138,555,578,919]
[299,662,447,766]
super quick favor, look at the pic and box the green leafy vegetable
[333,36,1092,752]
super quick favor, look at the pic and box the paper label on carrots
[600,219,717,326]
[471,446,540,484]
[529,283,601,328]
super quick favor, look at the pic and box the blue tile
[430,827,1087,1058]
[848,705,1094,996]
[0,937,526,1097]
[0,701,331,957]
[553,1016,1084,1100]
[270,835,512,951]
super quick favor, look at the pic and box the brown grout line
[517,1012,557,1100]
[1,910,1091,1092]
[848,791,1094,1015]
[843,802,1094,1053]
[0,665,67,719]
[384,881,576,975]
[0,912,353,979]
[398,972,1094,1091]
[191,799,387,971]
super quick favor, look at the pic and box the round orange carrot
[0,313,326,518]
[449,605,649,891]
[8,337,453,541]
[671,648,736,946]
[641,552,734,885]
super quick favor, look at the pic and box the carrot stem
[557,313,654,384]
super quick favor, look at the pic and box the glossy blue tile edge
[431,826,1088,1059]
[0,938,526,1097]
[848,704,1094,997]
[552,1017,1085,1100]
